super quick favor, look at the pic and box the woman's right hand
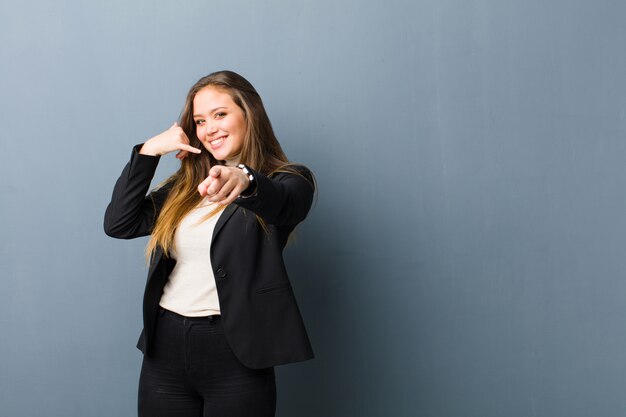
[139,122,202,159]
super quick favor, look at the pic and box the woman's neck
[224,155,240,167]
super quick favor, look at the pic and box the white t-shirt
[158,198,222,317]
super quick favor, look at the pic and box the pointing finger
[198,176,213,196]
[180,144,201,154]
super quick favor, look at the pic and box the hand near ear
[198,165,250,205]
[139,122,202,159]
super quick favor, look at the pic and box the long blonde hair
[146,71,298,260]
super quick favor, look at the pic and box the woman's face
[193,87,246,164]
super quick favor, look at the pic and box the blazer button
[216,267,227,278]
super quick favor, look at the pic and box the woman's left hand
[198,165,250,205]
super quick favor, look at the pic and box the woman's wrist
[139,140,161,156]
[237,164,257,198]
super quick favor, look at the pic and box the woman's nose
[206,124,218,135]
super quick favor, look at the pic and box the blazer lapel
[212,204,238,242]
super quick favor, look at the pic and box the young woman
[104,70,315,417]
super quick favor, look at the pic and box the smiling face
[193,87,246,164]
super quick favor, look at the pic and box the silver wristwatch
[237,164,256,198]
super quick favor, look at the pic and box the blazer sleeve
[234,165,315,226]
[104,144,167,239]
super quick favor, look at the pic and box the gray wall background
[2,0,626,416]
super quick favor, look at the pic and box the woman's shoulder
[270,163,313,178]
[268,164,315,190]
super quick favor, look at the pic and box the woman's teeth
[210,136,226,145]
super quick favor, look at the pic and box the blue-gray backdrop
[2,0,626,416]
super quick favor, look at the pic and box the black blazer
[104,145,314,369]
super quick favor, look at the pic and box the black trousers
[138,309,276,417]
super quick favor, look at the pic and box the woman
[104,70,315,417]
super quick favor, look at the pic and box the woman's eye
[195,119,204,125]
[215,112,226,118]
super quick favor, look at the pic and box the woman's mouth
[209,135,227,147]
